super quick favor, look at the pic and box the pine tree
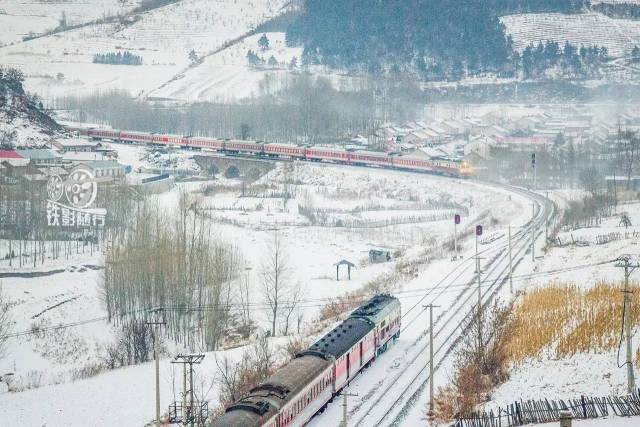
[258,33,270,51]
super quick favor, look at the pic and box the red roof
[0,150,22,159]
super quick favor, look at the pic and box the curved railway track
[341,185,555,427]
[72,126,553,426]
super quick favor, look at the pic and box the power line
[1,258,617,340]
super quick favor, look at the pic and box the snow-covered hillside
[0,0,289,99]
[501,12,640,57]
[0,0,143,46]
[149,31,303,101]
[0,68,61,146]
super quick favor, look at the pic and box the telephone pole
[146,309,166,427]
[424,304,440,416]
[508,224,513,295]
[545,191,549,246]
[339,390,358,427]
[170,354,206,426]
[616,255,640,394]
[475,225,483,353]
[531,202,536,262]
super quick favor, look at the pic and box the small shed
[335,259,355,281]
[369,249,391,264]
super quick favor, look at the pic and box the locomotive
[210,294,401,427]
[65,126,471,178]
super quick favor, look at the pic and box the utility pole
[339,390,358,427]
[616,255,639,394]
[545,191,549,246]
[170,354,206,427]
[146,309,166,427]
[531,202,536,262]
[508,224,513,295]
[475,225,483,352]
[424,304,440,416]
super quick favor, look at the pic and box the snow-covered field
[0,0,289,99]
[0,138,532,426]
[483,198,640,412]
[3,136,639,425]
[501,12,640,57]
[149,31,303,102]
[0,0,142,46]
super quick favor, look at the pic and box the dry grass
[506,281,640,365]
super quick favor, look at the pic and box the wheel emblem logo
[47,174,64,202]
[63,167,98,209]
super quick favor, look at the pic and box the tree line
[52,73,422,144]
[284,0,589,80]
[518,40,608,79]
[93,51,143,66]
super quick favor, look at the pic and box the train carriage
[120,131,154,144]
[224,139,264,154]
[211,354,333,427]
[210,295,401,427]
[305,147,349,163]
[187,137,224,151]
[152,134,184,146]
[264,143,306,158]
[349,151,393,168]
[351,294,401,354]
[87,128,120,141]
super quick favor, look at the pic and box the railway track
[345,185,555,427]
[84,130,551,426]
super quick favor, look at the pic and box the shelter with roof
[334,259,355,281]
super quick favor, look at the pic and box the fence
[554,231,640,247]
[453,390,640,427]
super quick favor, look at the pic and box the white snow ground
[0,138,531,426]
[0,0,289,100]
[485,199,640,412]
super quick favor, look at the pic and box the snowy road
[308,183,555,427]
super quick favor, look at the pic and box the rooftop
[0,150,22,159]
[16,149,60,160]
[306,317,373,358]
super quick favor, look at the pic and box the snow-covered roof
[16,149,60,160]
[78,160,125,170]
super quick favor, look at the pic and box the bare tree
[618,129,640,190]
[261,230,290,337]
[280,282,303,336]
[237,264,254,338]
[0,286,10,360]
[579,166,600,196]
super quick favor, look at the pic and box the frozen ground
[483,198,640,413]
[0,0,289,99]
[0,0,142,46]
[0,138,531,426]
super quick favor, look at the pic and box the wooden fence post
[559,410,572,427]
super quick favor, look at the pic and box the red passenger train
[65,126,471,178]
[209,294,401,427]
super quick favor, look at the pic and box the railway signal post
[424,304,440,417]
[453,214,461,260]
